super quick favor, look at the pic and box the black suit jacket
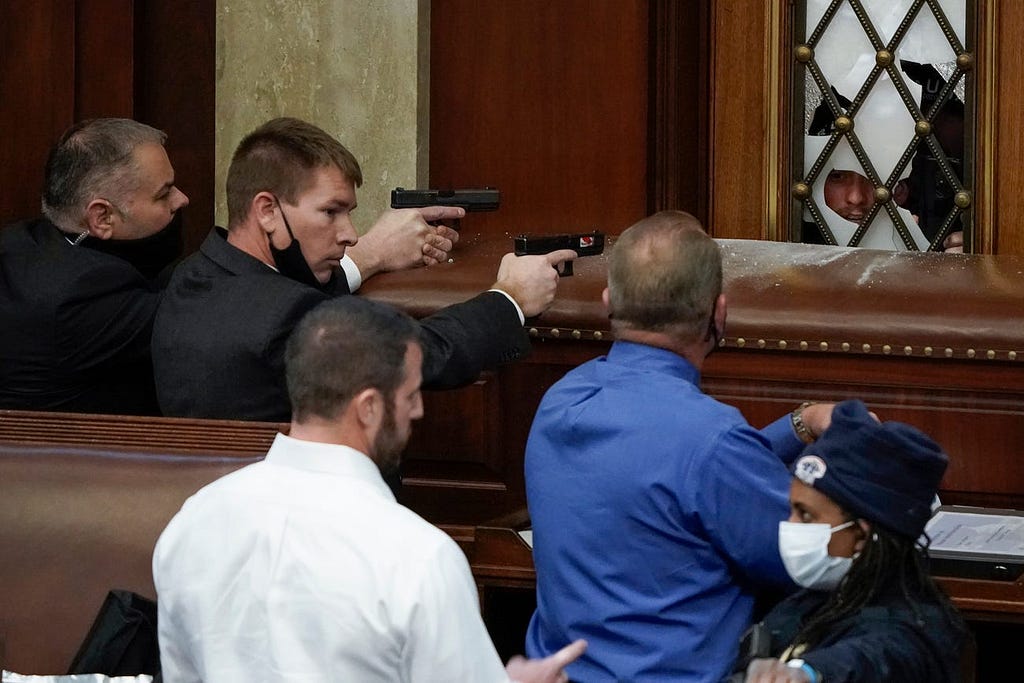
[153,229,529,421]
[0,218,161,413]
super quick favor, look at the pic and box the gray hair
[607,211,722,341]
[41,118,167,230]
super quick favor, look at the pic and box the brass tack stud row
[523,328,1021,361]
[717,337,1020,361]
[527,327,605,342]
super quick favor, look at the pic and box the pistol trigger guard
[556,261,573,277]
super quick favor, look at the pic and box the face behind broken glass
[796,0,968,252]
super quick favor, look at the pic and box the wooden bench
[0,410,284,674]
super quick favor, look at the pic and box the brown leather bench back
[0,410,283,675]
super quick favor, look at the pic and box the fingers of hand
[545,249,579,268]
[420,232,453,265]
[551,639,587,667]
[422,245,447,263]
[419,205,465,222]
[435,225,460,245]
[426,232,454,255]
[744,658,807,683]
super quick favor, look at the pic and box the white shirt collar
[264,432,394,501]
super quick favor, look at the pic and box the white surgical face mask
[778,520,855,590]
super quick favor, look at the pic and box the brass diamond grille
[793,0,972,251]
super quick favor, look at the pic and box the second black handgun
[513,231,605,276]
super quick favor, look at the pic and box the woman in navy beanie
[734,399,967,682]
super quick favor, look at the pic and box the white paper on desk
[518,529,533,549]
[926,511,1024,557]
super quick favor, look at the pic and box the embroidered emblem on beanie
[794,455,827,485]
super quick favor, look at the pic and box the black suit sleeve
[417,291,530,389]
[59,260,160,372]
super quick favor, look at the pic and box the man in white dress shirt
[153,296,585,682]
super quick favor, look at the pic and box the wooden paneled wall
[429,0,657,239]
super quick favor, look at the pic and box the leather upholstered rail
[363,235,1024,519]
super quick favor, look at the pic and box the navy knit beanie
[791,399,948,538]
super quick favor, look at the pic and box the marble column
[216,0,428,231]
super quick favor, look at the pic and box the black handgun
[391,187,500,212]
[513,231,605,276]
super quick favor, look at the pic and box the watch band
[786,658,821,683]
[791,401,817,444]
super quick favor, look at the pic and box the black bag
[67,590,161,679]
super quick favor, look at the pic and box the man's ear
[84,199,117,240]
[601,287,610,314]
[253,192,280,235]
[353,387,385,433]
[714,293,727,338]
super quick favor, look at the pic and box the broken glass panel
[794,0,971,252]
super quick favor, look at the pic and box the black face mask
[269,198,327,290]
[82,210,185,281]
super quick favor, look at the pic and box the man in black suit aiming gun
[153,117,576,422]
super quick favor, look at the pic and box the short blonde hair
[226,117,363,228]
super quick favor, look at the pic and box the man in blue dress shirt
[524,211,836,682]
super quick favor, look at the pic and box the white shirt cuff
[489,289,525,325]
[340,255,363,292]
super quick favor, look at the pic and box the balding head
[607,211,722,343]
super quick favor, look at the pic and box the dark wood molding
[647,0,709,222]
[75,0,134,119]
[0,2,75,224]
[0,410,284,457]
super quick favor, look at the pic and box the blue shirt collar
[606,340,701,386]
